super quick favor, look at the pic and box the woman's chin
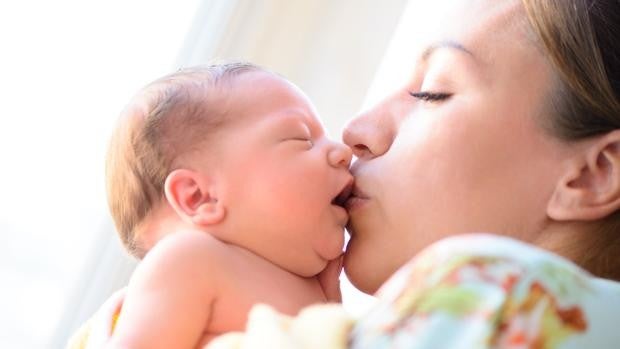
[343,243,382,295]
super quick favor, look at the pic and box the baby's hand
[317,255,343,303]
[84,288,126,349]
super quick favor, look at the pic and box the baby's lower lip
[345,195,368,211]
[330,203,349,224]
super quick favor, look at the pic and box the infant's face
[207,72,353,277]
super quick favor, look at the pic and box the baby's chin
[285,240,344,277]
[291,261,327,278]
[320,232,346,258]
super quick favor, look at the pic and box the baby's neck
[139,209,196,251]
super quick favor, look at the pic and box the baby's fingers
[317,255,343,302]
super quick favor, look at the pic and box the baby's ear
[548,130,620,221]
[164,169,226,226]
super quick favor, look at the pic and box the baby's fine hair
[105,61,264,258]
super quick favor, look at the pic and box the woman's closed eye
[409,91,452,102]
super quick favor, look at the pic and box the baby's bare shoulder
[135,230,233,287]
[153,230,227,256]
[147,230,220,257]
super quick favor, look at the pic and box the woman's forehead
[363,0,530,106]
[415,1,527,60]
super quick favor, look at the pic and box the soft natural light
[0,1,200,347]
[0,1,414,346]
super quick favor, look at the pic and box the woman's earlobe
[547,132,620,221]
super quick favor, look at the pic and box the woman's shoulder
[351,233,620,349]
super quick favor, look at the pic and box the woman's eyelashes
[409,91,452,102]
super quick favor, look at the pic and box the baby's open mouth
[332,179,354,208]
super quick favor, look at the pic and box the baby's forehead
[141,65,272,111]
[134,68,315,141]
[223,73,324,134]
[175,70,279,111]
[228,72,314,108]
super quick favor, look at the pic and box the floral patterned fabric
[350,234,620,349]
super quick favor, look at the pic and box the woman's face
[343,0,569,294]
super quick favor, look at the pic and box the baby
[104,62,353,348]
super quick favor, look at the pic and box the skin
[107,72,353,348]
[342,0,578,294]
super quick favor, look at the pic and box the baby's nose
[328,142,353,168]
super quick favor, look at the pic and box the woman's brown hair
[522,0,620,279]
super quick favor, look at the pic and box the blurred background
[0,0,412,347]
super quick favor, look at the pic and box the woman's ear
[548,130,620,221]
[164,169,226,226]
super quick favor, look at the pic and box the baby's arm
[107,231,219,349]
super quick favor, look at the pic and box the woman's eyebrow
[421,41,476,63]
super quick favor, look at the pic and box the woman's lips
[344,185,369,211]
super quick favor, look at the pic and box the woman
[343,0,620,296]
[342,0,620,347]
[75,0,620,348]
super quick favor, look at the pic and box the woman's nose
[328,141,353,169]
[342,105,394,160]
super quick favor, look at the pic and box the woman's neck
[536,220,620,281]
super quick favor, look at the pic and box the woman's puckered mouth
[344,184,369,211]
